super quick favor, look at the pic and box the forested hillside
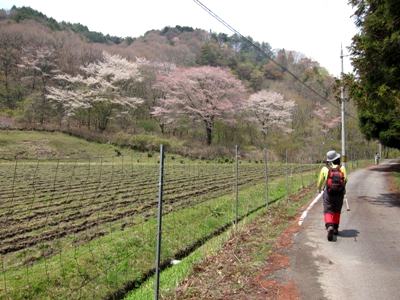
[0,6,376,160]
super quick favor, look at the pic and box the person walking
[374,152,380,165]
[317,150,347,241]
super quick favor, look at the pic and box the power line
[192,0,357,120]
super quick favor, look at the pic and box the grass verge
[391,168,400,191]
[124,173,316,300]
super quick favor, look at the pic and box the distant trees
[245,90,296,140]
[0,6,376,158]
[10,6,123,44]
[152,66,246,145]
[19,46,59,124]
[0,25,23,108]
[348,0,400,149]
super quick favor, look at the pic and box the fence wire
[0,149,367,299]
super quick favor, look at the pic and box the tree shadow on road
[359,194,400,208]
[339,229,359,238]
[369,161,400,173]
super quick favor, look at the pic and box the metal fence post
[264,148,269,207]
[300,163,304,188]
[154,144,165,300]
[235,145,239,225]
[285,149,289,203]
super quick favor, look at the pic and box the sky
[0,0,358,77]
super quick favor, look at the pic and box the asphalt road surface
[289,160,400,300]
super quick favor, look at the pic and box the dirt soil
[166,187,313,300]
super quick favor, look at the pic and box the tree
[152,66,246,145]
[0,26,23,108]
[19,46,59,124]
[197,42,224,66]
[348,0,400,148]
[47,51,144,131]
[245,90,296,141]
[313,102,341,134]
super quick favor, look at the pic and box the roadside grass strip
[124,172,315,300]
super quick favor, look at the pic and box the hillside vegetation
[0,130,133,160]
[0,6,376,160]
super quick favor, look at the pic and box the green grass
[392,171,400,191]
[0,130,128,160]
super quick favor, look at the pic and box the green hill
[0,130,152,161]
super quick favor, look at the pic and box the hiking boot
[327,226,334,241]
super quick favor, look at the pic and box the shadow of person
[339,229,360,238]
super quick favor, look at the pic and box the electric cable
[192,0,357,120]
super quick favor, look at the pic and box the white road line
[298,192,323,226]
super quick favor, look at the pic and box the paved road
[289,160,400,300]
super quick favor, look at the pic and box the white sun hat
[326,150,341,162]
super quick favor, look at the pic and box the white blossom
[47,51,144,115]
[245,90,296,136]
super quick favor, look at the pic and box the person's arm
[341,166,348,183]
[317,167,327,192]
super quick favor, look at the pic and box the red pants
[324,212,341,225]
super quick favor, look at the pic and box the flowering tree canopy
[47,51,144,116]
[313,102,341,134]
[19,46,59,82]
[246,90,296,138]
[152,66,246,145]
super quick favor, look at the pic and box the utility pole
[340,45,346,167]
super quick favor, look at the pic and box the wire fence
[0,146,367,299]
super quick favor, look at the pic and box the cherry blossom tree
[137,60,176,133]
[312,102,341,134]
[152,66,246,145]
[245,90,296,140]
[47,51,144,131]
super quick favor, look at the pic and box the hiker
[374,152,380,165]
[317,150,347,241]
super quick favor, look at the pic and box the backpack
[326,166,345,194]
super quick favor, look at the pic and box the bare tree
[0,27,23,108]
